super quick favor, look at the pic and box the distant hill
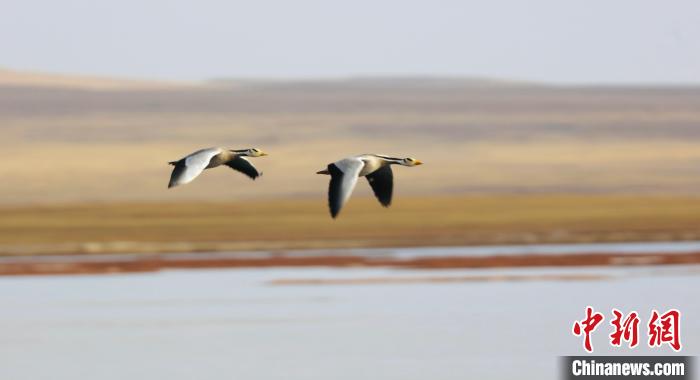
[0,68,190,90]
[205,76,535,89]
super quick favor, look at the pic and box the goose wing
[327,157,364,218]
[225,156,261,180]
[168,148,222,188]
[366,165,393,207]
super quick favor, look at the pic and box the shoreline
[2,248,700,276]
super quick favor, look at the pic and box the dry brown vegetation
[2,195,700,256]
[2,71,700,261]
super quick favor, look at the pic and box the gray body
[168,147,265,188]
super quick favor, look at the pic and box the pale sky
[2,0,699,84]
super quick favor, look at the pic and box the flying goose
[168,147,267,188]
[317,154,423,218]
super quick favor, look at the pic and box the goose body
[168,147,267,188]
[317,154,422,218]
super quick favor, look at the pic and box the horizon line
[2,66,700,88]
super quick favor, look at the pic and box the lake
[0,244,698,379]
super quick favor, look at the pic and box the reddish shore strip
[1,251,700,276]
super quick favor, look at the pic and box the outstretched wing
[168,148,221,188]
[225,156,261,180]
[327,157,364,218]
[365,165,393,207]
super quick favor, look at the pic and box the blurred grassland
[2,74,700,255]
[2,195,700,255]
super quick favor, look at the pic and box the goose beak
[259,152,269,156]
[414,160,423,165]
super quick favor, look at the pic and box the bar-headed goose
[317,154,423,218]
[168,147,267,188]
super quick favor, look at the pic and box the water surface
[0,261,697,380]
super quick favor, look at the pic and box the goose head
[233,148,268,157]
[399,157,423,166]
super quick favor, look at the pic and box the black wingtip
[329,200,341,219]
